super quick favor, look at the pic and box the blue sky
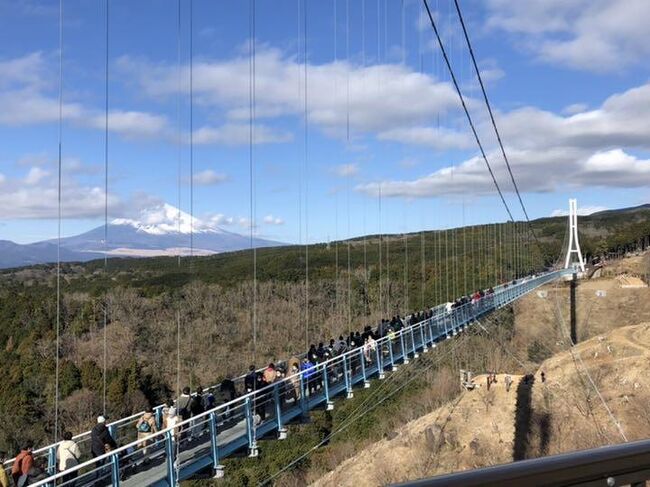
[0,0,649,244]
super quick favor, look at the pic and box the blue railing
[21,270,566,487]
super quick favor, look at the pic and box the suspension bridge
[6,268,572,487]
[3,0,626,485]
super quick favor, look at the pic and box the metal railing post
[343,355,353,399]
[299,373,307,415]
[274,381,289,438]
[420,323,428,352]
[244,396,258,457]
[47,446,56,478]
[429,318,438,348]
[360,348,370,388]
[376,344,385,379]
[389,335,397,370]
[165,430,176,486]
[322,365,334,410]
[410,326,418,358]
[110,452,120,487]
[400,332,409,364]
[208,411,224,476]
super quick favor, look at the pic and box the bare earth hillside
[313,260,650,487]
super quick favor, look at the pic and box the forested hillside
[0,206,648,452]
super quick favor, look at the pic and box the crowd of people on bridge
[2,279,521,485]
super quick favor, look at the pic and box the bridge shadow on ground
[512,374,551,460]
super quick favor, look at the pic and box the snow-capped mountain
[0,204,284,269]
[111,203,220,236]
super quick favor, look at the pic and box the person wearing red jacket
[11,442,34,485]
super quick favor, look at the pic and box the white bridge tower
[564,198,586,273]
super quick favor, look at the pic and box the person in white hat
[166,407,180,443]
[90,415,117,478]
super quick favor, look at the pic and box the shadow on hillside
[537,412,551,457]
[512,374,535,460]
[512,374,552,460]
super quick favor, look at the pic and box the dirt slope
[314,323,650,487]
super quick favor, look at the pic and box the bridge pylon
[564,198,586,273]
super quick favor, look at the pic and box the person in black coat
[91,415,117,482]
[91,416,117,459]
[220,377,237,402]
[307,344,318,363]
[189,386,206,440]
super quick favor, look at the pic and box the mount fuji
[0,203,284,269]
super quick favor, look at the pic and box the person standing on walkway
[189,387,206,440]
[91,416,116,480]
[57,431,81,486]
[176,386,193,439]
[11,442,34,485]
[166,407,180,444]
[136,407,158,459]
[505,375,512,392]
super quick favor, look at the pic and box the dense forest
[0,205,649,453]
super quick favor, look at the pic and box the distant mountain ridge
[589,203,650,216]
[1,202,648,270]
[0,203,283,269]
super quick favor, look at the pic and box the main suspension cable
[453,0,539,246]
[421,0,514,222]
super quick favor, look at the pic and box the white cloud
[357,146,650,199]
[117,47,462,143]
[238,217,253,229]
[0,153,132,220]
[24,167,49,185]
[0,53,170,140]
[263,214,284,225]
[88,110,170,139]
[208,213,234,226]
[0,51,49,90]
[550,206,609,217]
[192,169,227,186]
[377,126,472,150]
[485,0,650,71]
[0,179,121,220]
[332,163,359,178]
[355,81,650,197]
[0,88,85,126]
[193,123,292,145]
